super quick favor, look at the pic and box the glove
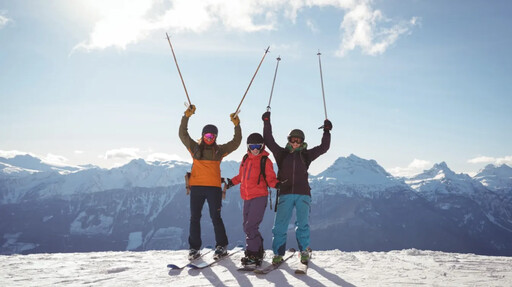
[230,113,240,126]
[226,178,234,189]
[262,111,270,121]
[274,181,281,190]
[323,119,332,132]
[184,105,196,118]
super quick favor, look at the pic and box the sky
[1,0,511,177]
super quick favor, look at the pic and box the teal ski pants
[272,194,312,255]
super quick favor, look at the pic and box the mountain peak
[474,163,512,191]
[317,155,401,187]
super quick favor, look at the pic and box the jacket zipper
[292,153,296,194]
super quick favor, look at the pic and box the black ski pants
[188,186,228,250]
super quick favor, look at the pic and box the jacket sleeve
[264,158,279,188]
[307,130,331,162]
[219,124,242,157]
[263,119,285,159]
[178,115,198,154]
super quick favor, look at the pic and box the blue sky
[1,0,511,176]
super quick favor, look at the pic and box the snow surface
[1,249,511,286]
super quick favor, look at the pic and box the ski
[253,248,296,275]
[167,246,213,270]
[237,265,259,272]
[187,245,243,269]
[294,248,312,274]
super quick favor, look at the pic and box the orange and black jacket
[179,115,242,188]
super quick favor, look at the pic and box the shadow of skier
[308,261,356,287]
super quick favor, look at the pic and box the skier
[261,111,331,265]
[179,104,242,260]
[226,133,280,268]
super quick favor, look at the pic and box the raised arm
[308,119,332,162]
[262,111,283,156]
[178,105,197,152]
[218,113,242,157]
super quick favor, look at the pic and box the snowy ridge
[0,154,83,175]
[1,249,511,286]
[2,153,512,256]
[474,164,512,192]
[406,162,480,199]
[312,154,409,197]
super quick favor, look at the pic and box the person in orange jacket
[226,132,279,267]
[179,104,242,260]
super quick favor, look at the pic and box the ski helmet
[247,133,264,144]
[287,129,305,141]
[202,124,218,136]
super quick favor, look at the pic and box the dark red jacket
[263,120,331,197]
[231,150,279,200]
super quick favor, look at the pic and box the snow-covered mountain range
[1,153,511,256]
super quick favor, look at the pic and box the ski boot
[213,245,228,260]
[188,249,200,260]
[300,247,312,264]
[241,250,263,268]
[272,255,283,265]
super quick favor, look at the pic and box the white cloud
[468,156,512,166]
[306,19,319,33]
[147,153,186,162]
[0,11,11,29]
[104,148,140,160]
[337,3,419,56]
[388,158,432,177]
[75,0,417,56]
[0,150,28,158]
[42,153,70,166]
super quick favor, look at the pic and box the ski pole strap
[268,188,273,210]
[274,189,279,212]
[185,172,191,195]
[221,177,227,200]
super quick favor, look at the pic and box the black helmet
[202,124,218,135]
[247,133,264,144]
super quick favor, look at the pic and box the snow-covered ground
[1,249,511,286]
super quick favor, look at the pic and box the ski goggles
[288,137,303,144]
[203,133,216,144]
[247,143,263,150]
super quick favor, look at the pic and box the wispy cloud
[103,148,140,160]
[0,11,12,29]
[337,4,419,56]
[42,153,70,167]
[388,158,432,177]
[147,152,186,162]
[74,0,417,56]
[468,156,512,166]
[0,150,28,158]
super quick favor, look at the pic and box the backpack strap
[258,156,269,186]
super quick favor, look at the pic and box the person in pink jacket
[227,133,280,268]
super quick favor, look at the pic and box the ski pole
[317,51,328,129]
[166,33,192,106]
[266,56,281,112]
[234,46,270,116]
